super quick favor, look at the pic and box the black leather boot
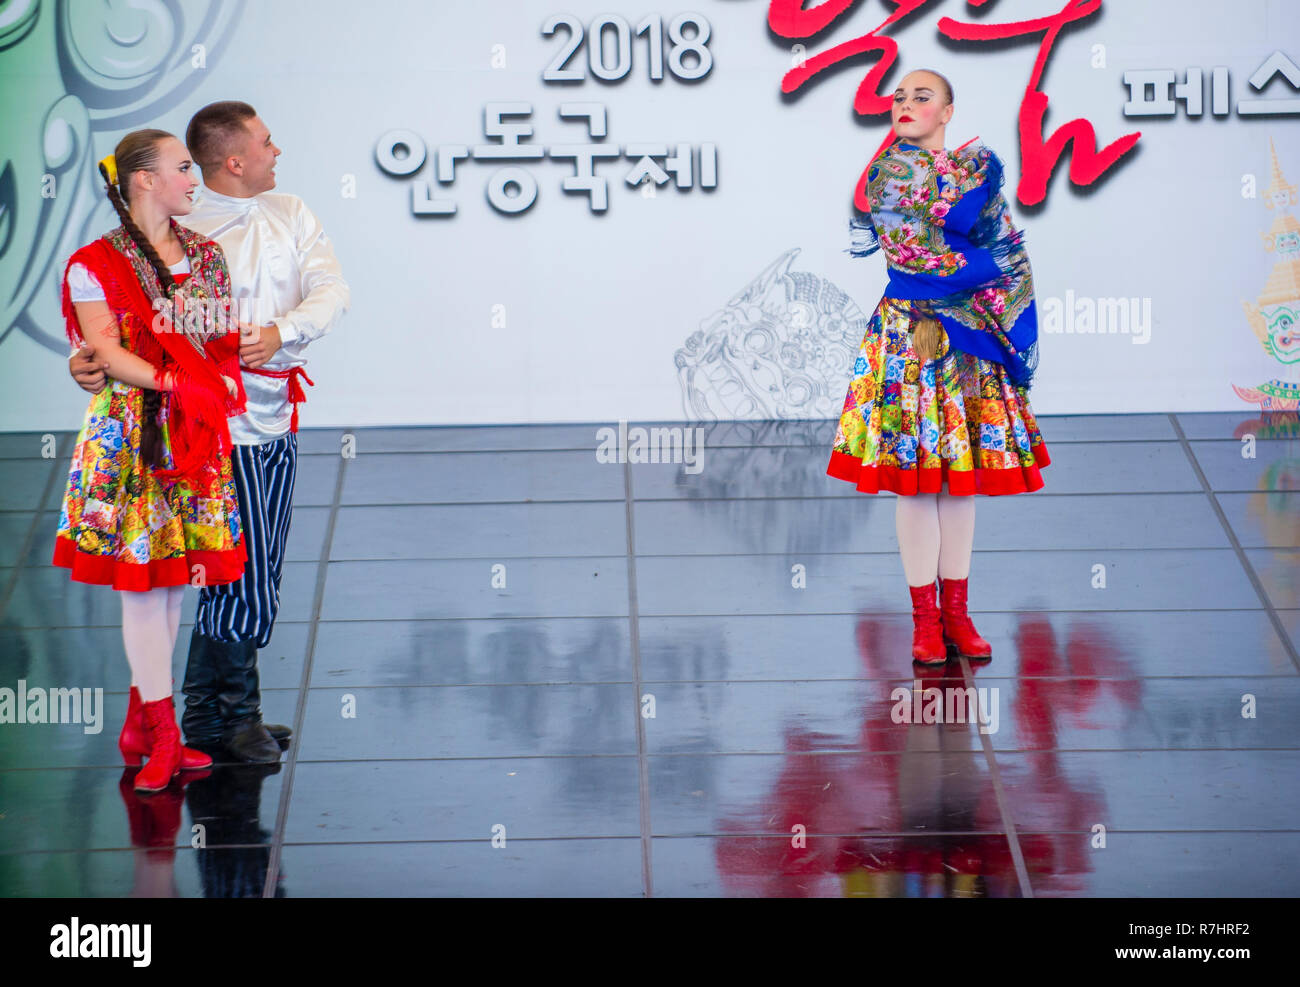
[181,630,223,751]
[216,639,281,763]
[223,719,281,763]
[240,645,292,746]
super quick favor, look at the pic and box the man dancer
[70,101,348,762]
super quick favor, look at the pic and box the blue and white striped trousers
[196,433,297,648]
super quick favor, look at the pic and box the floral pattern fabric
[53,227,246,589]
[829,140,1050,496]
[828,298,1050,495]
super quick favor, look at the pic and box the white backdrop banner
[1,0,1298,430]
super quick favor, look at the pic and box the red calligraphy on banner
[768,0,1141,209]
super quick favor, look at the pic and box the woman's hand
[222,375,238,400]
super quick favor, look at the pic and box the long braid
[99,134,177,470]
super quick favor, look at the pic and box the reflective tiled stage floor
[1,412,1298,897]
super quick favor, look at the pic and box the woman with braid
[54,130,248,792]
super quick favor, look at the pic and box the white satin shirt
[181,186,349,445]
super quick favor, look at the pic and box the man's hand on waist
[69,344,109,394]
[238,321,282,369]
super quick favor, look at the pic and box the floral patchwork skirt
[828,296,1051,496]
[52,382,246,590]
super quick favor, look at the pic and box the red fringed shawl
[62,232,246,488]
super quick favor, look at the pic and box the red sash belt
[243,364,315,432]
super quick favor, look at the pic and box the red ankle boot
[134,696,184,793]
[120,687,212,770]
[939,577,993,660]
[908,583,947,665]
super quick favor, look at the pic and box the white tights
[120,585,186,702]
[894,492,975,587]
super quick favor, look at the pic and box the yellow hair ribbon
[98,153,118,186]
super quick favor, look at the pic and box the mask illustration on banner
[1233,139,1300,562]
[675,249,869,421]
[1234,139,1300,412]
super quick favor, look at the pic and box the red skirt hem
[827,444,1052,496]
[52,534,247,590]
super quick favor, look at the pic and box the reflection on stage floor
[1,412,1297,896]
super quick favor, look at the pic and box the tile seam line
[84,672,1295,692]
[960,654,1033,896]
[7,827,1300,858]
[0,454,59,624]
[132,546,1298,563]
[13,744,1298,775]
[1169,413,1300,672]
[112,671,1300,690]
[10,489,1294,511]
[3,436,1256,462]
[624,457,653,898]
[7,605,1298,631]
[9,546,1299,569]
[263,449,348,897]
